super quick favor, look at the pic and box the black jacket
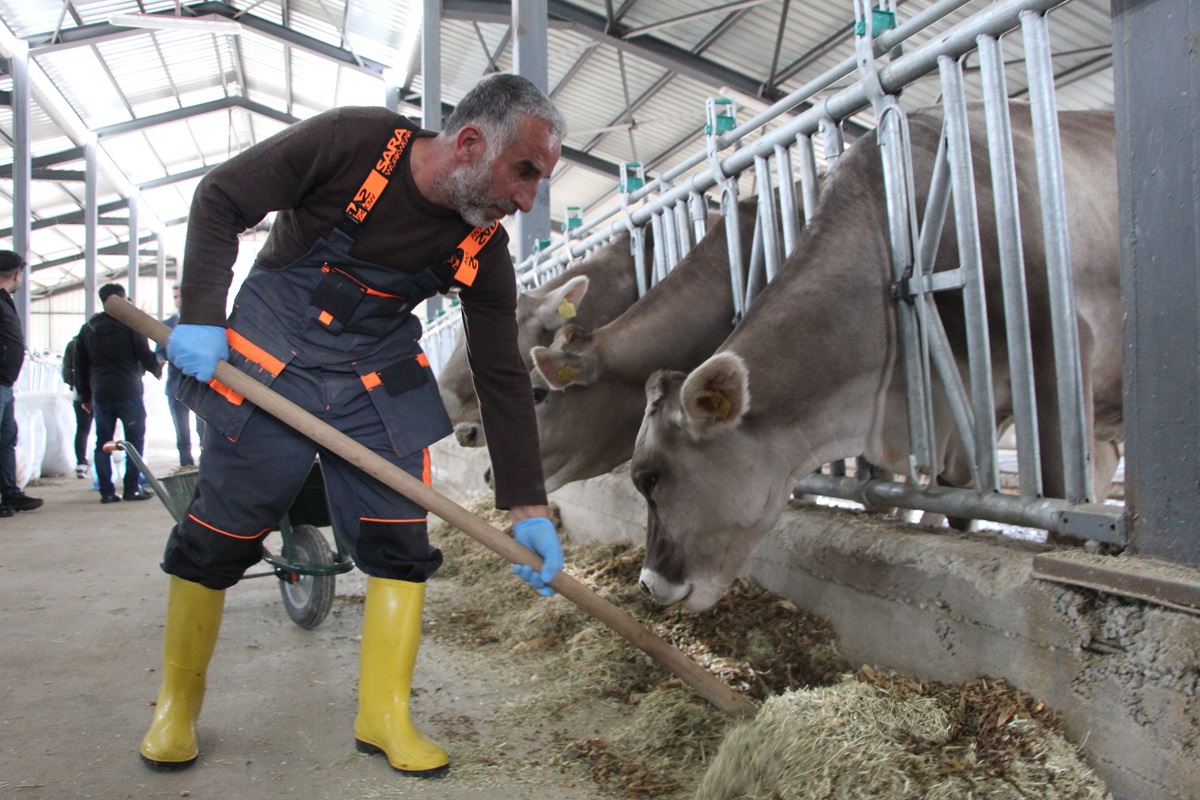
[0,289,24,387]
[74,312,161,404]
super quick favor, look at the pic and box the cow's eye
[636,472,658,497]
[532,386,548,404]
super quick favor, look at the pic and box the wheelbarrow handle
[105,295,756,720]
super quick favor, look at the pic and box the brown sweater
[180,106,546,509]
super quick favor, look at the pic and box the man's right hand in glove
[167,324,229,383]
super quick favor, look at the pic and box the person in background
[74,283,162,504]
[140,73,566,778]
[0,251,43,516]
[61,334,93,478]
[155,282,205,467]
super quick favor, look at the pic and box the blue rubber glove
[512,517,564,597]
[167,324,229,383]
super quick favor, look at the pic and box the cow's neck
[725,166,903,478]
[592,201,758,381]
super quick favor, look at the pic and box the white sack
[18,391,76,477]
[14,400,46,489]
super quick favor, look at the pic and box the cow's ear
[535,275,589,331]
[531,345,595,389]
[679,352,750,437]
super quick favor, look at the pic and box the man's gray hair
[443,73,568,155]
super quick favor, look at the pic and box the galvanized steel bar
[794,133,821,226]
[793,473,1125,544]
[84,138,99,319]
[1021,9,1090,503]
[939,55,999,492]
[978,33,1043,499]
[913,135,979,485]
[722,186,747,323]
[673,201,693,258]
[661,202,682,272]
[127,192,140,304]
[754,154,783,283]
[649,211,668,285]
[774,144,800,255]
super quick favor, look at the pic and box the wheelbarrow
[106,441,354,630]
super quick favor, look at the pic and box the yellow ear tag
[556,364,577,385]
[706,390,732,420]
[558,299,577,320]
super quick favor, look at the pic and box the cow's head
[530,325,649,492]
[632,353,796,612]
[440,276,591,449]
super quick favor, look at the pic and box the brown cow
[632,104,1123,611]
[530,197,760,492]
[438,230,645,447]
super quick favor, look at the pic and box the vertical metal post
[660,202,681,273]
[978,34,1042,499]
[754,154,783,284]
[421,0,444,320]
[156,232,167,321]
[1021,10,1090,503]
[421,0,442,132]
[649,211,667,285]
[513,0,552,263]
[673,202,692,258]
[9,44,32,337]
[1113,0,1200,563]
[794,133,821,226]
[126,192,139,305]
[84,138,99,319]
[938,55,999,492]
[688,191,708,242]
[774,144,799,256]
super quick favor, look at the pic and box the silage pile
[427,495,1111,800]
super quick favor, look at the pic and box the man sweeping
[140,74,566,777]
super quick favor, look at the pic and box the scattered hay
[428,494,1110,800]
[695,668,1113,800]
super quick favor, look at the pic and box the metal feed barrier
[425,0,1124,547]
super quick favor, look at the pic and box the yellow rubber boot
[139,575,225,770]
[354,577,449,777]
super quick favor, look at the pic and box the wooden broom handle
[108,296,756,719]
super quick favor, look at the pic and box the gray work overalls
[162,127,497,590]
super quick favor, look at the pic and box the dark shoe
[124,489,155,501]
[0,506,13,518]
[3,492,43,512]
[100,493,122,504]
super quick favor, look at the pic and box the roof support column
[8,42,32,338]
[126,191,139,305]
[156,232,167,321]
[1113,0,1200,563]
[84,138,98,319]
[512,0,551,262]
[422,0,445,319]
[422,0,443,132]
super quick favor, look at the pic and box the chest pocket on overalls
[355,351,453,457]
[309,264,412,337]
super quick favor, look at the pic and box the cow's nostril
[638,579,651,595]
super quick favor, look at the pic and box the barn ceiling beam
[0,145,85,180]
[443,0,783,105]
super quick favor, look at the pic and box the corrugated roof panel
[288,47,343,115]
[283,0,349,49]
[35,46,129,129]
[333,64,389,107]
[237,34,290,112]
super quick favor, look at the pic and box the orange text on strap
[345,128,413,224]
[448,222,499,287]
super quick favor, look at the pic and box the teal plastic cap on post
[620,163,644,193]
[705,97,737,135]
[564,205,583,231]
[855,8,895,35]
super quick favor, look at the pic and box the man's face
[172,287,181,309]
[445,116,562,227]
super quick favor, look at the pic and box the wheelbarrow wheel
[278,524,336,630]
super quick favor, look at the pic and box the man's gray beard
[440,159,500,228]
